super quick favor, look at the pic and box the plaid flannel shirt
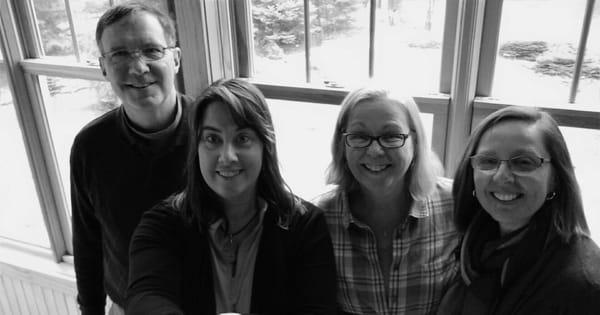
[318,177,460,315]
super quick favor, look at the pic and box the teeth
[364,164,387,172]
[129,83,153,88]
[218,170,241,178]
[493,193,519,201]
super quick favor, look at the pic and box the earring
[546,191,557,200]
[102,70,107,76]
[472,189,476,197]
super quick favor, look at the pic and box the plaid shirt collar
[338,190,432,229]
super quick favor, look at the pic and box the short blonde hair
[326,87,443,200]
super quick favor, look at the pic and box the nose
[493,160,515,183]
[127,55,150,75]
[365,139,385,156]
[218,142,238,164]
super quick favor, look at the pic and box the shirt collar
[119,94,185,146]
[338,190,432,230]
[208,198,269,235]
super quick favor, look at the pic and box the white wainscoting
[0,241,78,315]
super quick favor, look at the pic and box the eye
[380,134,406,145]
[473,155,499,170]
[142,47,164,59]
[236,131,257,146]
[237,134,250,143]
[110,50,129,58]
[201,132,221,148]
[511,156,539,171]
[347,134,370,142]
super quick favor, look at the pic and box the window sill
[0,238,75,291]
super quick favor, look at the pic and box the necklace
[228,209,259,239]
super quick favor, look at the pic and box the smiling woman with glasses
[315,86,460,314]
[438,106,600,314]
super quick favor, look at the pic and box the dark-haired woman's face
[197,103,263,203]
[473,120,554,235]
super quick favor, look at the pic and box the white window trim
[0,0,71,261]
[0,0,599,266]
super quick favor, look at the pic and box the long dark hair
[453,106,589,242]
[174,79,299,229]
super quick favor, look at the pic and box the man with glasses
[71,3,193,314]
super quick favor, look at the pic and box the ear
[99,57,107,77]
[172,47,182,74]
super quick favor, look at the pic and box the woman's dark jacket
[437,209,600,315]
[126,199,337,315]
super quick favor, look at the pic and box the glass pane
[492,0,600,105]
[560,126,600,244]
[39,76,117,220]
[374,0,447,94]
[33,0,76,60]
[0,56,50,247]
[310,0,370,87]
[251,0,307,83]
[33,0,169,63]
[268,99,337,199]
[267,98,434,200]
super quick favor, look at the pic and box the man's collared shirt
[319,177,460,315]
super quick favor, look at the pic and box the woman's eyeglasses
[470,154,551,175]
[343,133,410,148]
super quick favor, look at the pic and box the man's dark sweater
[71,94,194,315]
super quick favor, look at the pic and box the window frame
[0,0,598,264]
[0,0,71,260]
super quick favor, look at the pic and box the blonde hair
[326,86,443,200]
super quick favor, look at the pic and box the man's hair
[326,86,443,200]
[175,79,300,229]
[95,2,177,52]
[452,106,589,242]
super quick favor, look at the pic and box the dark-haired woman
[126,79,336,315]
[438,106,600,314]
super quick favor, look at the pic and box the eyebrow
[476,149,542,156]
[346,122,407,132]
[200,125,254,133]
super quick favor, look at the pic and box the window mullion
[63,0,81,62]
[368,0,376,78]
[174,0,213,96]
[304,0,311,83]
[569,0,595,104]
[475,0,503,97]
[444,0,487,175]
[231,0,253,78]
[439,0,460,94]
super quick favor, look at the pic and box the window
[0,45,49,248]
[248,0,448,92]
[38,75,116,219]
[484,0,599,105]
[1,0,599,264]
[1,0,169,260]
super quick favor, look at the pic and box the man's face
[98,12,180,112]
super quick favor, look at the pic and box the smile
[127,82,155,89]
[492,192,520,201]
[217,169,242,178]
[362,164,390,172]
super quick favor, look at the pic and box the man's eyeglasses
[101,46,176,64]
[470,154,551,175]
[343,133,410,148]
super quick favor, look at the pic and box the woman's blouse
[207,201,267,313]
[317,177,460,315]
